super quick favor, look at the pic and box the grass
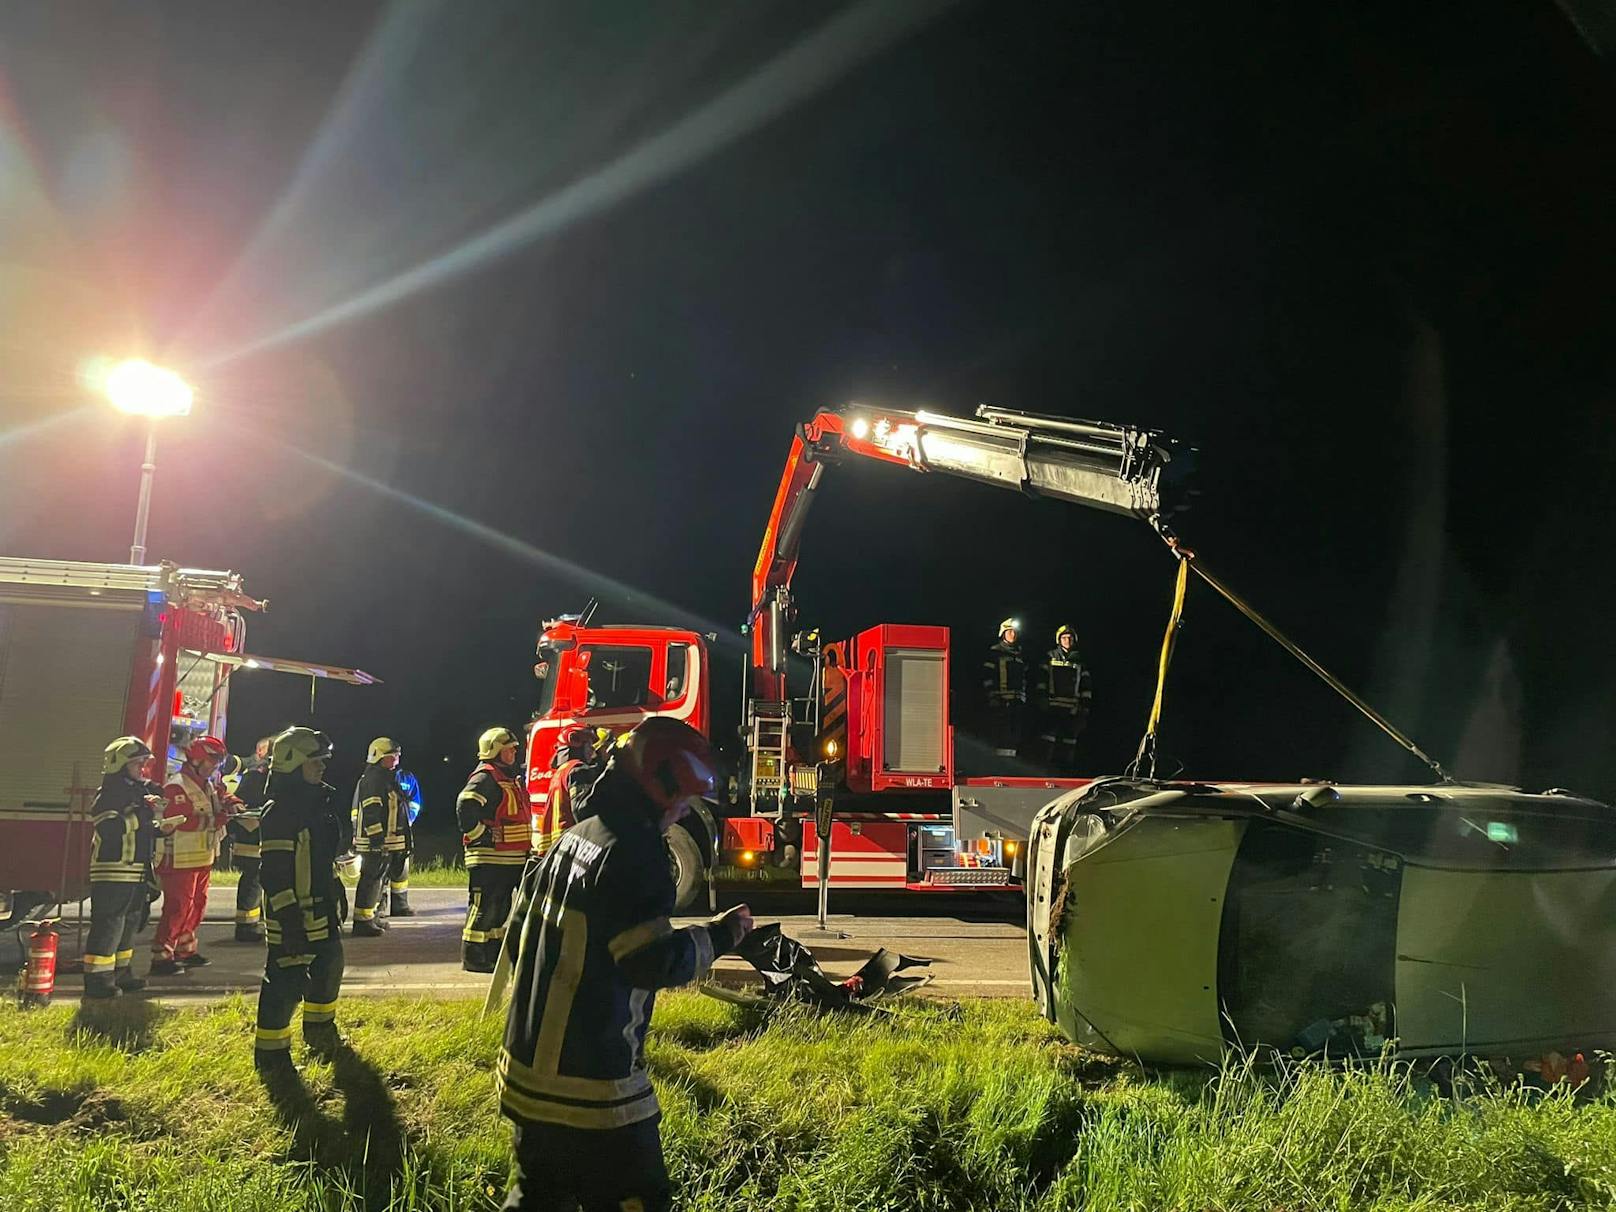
[3,993,1616,1210]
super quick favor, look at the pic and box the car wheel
[665,826,705,912]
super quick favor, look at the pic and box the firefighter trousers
[463,863,522,971]
[1035,707,1087,771]
[987,700,1025,757]
[153,867,211,960]
[355,851,410,921]
[235,856,264,930]
[503,1118,672,1212]
[85,882,144,994]
[254,935,345,1054]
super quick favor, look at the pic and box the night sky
[2,2,1612,826]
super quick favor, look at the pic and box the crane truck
[525,404,1189,910]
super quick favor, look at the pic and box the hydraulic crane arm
[749,404,1189,698]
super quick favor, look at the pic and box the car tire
[666,825,705,912]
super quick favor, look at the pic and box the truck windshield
[534,649,559,717]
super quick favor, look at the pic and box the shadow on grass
[657,1003,774,1051]
[70,997,171,1053]
[259,1043,411,1210]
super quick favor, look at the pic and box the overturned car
[1027,778,1616,1066]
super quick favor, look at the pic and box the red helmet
[558,724,595,758]
[185,735,229,766]
[620,718,716,810]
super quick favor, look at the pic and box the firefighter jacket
[457,761,530,867]
[1038,646,1093,713]
[983,640,1027,706]
[160,766,240,872]
[89,771,163,884]
[354,762,412,854]
[535,758,600,858]
[496,765,741,1130]
[227,765,269,860]
[259,775,346,947]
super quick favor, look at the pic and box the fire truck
[527,404,1188,909]
[0,557,377,912]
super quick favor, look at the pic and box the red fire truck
[0,557,377,911]
[526,404,1188,909]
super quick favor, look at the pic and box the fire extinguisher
[17,919,59,1008]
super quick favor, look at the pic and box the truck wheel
[665,826,705,912]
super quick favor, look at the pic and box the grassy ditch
[2,993,1616,1210]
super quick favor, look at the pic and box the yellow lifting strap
[1136,521,1450,783]
[1128,552,1190,778]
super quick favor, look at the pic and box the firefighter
[982,617,1028,758]
[1035,625,1094,771]
[227,736,274,942]
[151,735,241,975]
[253,727,348,1078]
[457,726,531,973]
[534,724,600,857]
[351,737,413,937]
[497,717,755,1212]
[83,737,176,999]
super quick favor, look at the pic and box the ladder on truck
[747,700,791,814]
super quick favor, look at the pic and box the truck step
[925,866,1011,886]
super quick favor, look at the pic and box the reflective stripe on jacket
[458,762,530,866]
[161,768,223,871]
[354,763,411,853]
[259,775,344,946]
[89,772,161,883]
[497,765,729,1130]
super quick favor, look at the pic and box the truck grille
[926,866,1010,887]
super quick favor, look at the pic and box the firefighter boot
[254,1049,301,1085]
[388,888,415,917]
[82,972,121,1000]
[303,1022,350,1061]
[235,921,267,943]
[114,970,147,993]
[351,917,387,938]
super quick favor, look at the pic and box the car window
[1301,799,1616,869]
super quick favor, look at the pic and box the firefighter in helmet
[226,736,274,942]
[534,724,602,858]
[982,618,1028,759]
[456,726,531,973]
[1035,624,1093,771]
[83,737,177,999]
[152,735,242,975]
[351,736,414,937]
[497,717,755,1211]
[254,727,349,1078]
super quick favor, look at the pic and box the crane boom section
[749,405,1186,696]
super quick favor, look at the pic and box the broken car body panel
[1029,780,1616,1064]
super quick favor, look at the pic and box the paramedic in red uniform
[151,735,241,975]
[496,717,754,1211]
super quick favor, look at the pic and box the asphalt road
[37,886,1032,1003]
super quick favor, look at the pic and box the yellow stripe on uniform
[608,917,672,962]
